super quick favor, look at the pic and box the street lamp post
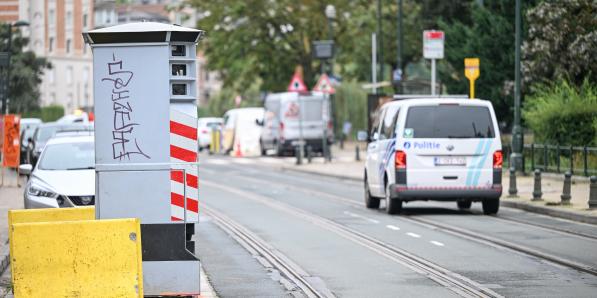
[510,0,523,171]
[1,20,29,115]
[324,4,336,160]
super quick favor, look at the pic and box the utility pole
[396,0,403,94]
[377,0,383,84]
[510,0,523,171]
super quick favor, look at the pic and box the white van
[222,107,265,156]
[364,98,503,215]
[259,92,333,156]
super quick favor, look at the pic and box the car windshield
[405,105,495,138]
[38,142,94,170]
[36,125,91,143]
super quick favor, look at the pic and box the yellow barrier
[8,208,143,298]
[8,206,94,225]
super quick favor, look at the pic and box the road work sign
[288,71,308,92]
[313,73,336,94]
[464,58,480,99]
[1,114,20,168]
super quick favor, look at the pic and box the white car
[364,98,503,215]
[197,117,223,150]
[20,135,95,209]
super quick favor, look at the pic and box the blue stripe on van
[472,139,493,186]
[466,139,486,186]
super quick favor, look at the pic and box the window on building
[49,37,54,52]
[66,11,72,28]
[48,68,55,84]
[83,14,88,28]
[49,9,55,26]
[66,67,73,85]
[83,67,89,82]
[66,39,71,54]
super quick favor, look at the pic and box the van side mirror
[19,164,32,176]
[255,119,264,126]
[356,130,368,142]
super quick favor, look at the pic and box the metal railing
[503,143,597,176]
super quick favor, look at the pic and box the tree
[0,24,50,114]
[523,0,596,87]
[438,0,537,125]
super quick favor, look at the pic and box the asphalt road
[197,155,597,298]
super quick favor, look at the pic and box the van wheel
[457,200,472,209]
[482,199,500,215]
[275,140,284,157]
[364,175,380,209]
[260,140,267,156]
[385,184,402,215]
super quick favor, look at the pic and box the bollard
[295,145,302,165]
[532,169,543,201]
[355,144,361,161]
[589,176,597,209]
[560,171,572,205]
[508,167,518,197]
[306,145,313,163]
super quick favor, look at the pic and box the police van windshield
[405,105,495,138]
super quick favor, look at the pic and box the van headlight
[27,183,56,198]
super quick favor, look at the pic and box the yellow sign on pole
[464,58,480,99]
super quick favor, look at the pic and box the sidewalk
[281,142,597,224]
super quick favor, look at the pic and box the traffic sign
[464,58,480,99]
[423,30,444,59]
[287,71,308,92]
[313,73,335,94]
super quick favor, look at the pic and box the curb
[501,199,597,225]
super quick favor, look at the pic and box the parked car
[259,92,333,156]
[197,117,223,151]
[19,135,95,209]
[222,107,265,156]
[26,122,93,165]
[364,97,503,215]
[19,118,42,164]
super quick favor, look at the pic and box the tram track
[202,179,503,298]
[222,169,597,278]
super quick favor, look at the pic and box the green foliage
[204,82,264,117]
[334,81,367,135]
[523,79,597,146]
[523,0,596,87]
[23,105,65,122]
[0,23,51,114]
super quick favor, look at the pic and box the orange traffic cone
[234,143,243,157]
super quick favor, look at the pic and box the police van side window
[371,108,385,140]
[381,106,398,140]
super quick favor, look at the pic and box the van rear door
[401,103,500,189]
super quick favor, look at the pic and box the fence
[503,143,597,176]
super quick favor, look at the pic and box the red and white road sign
[423,30,445,59]
[313,73,336,94]
[169,109,199,222]
[287,72,308,92]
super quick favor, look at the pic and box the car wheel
[364,174,380,209]
[385,183,402,215]
[482,199,500,215]
[457,200,472,209]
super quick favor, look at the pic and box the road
[197,155,597,298]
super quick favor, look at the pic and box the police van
[364,97,503,215]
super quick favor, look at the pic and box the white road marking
[430,241,445,247]
[343,211,379,224]
[386,225,400,231]
[406,232,421,238]
[205,159,229,165]
[232,158,256,164]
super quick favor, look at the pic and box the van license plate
[434,157,466,166]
